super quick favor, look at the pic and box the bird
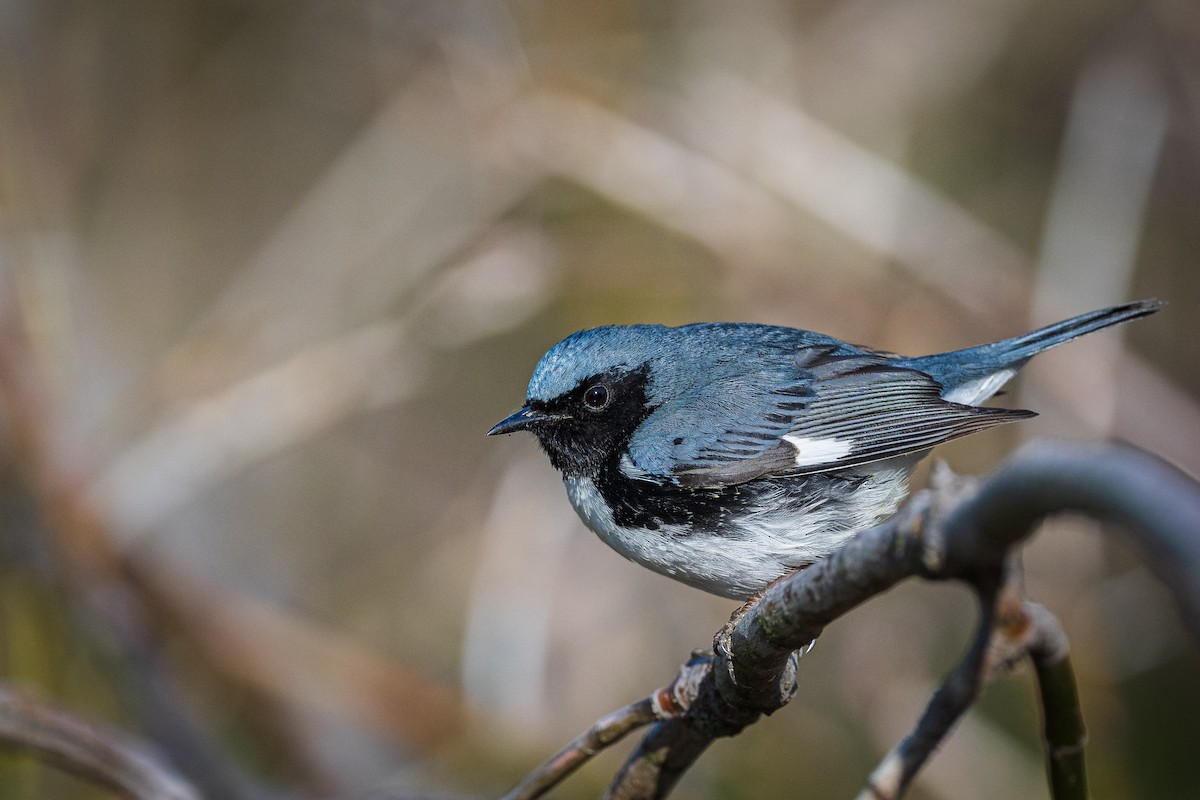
[487,300,1162,599]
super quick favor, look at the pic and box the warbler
[489,300,1161,599]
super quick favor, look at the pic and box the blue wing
[629,345,1033,488]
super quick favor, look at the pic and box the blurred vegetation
[1,1,1198,798]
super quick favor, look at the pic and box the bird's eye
[583,383,610,410]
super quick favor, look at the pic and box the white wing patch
[942,368,1016,405]
[781,434,852,467]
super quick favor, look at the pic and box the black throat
[532,363,654,478]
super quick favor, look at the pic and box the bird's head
[487,326,670,477]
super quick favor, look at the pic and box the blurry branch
[496,79,1024,325]
[95,320,420,536]
[93,53,553,538]
[122,559,464,750]
[0,684,200,800]
[180,66,537,369]
[101,224,553,540]
[0,277,266,798]
[506,442,1200,799]
[679,73,1030,324]
[0,276,464,796]
[497,91,804,281]
[1030,44,1168,432]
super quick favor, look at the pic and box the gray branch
[559,440,1200,799]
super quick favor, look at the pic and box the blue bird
[488,300,1162,599]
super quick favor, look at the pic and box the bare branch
[502,698,657,800]
[602,717,715,800]
[503,654,713,800]
[1025,605,1087,800]
[858,585,1000,800]
[859,581,1086,800]
[937,441,1200,635]
[590,440,1200,798]
[0,685,201,800]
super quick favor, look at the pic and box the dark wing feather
[670,346,1033,487]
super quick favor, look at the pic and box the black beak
[487,406,561,436]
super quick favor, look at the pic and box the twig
[502,698,656,800]
[503,654,711,800]
[857,579,1079,800]
[0,684,202,800]
[858,585,1000,800]
[1026,605,1087,799]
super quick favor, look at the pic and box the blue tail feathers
[895,299,1163,400]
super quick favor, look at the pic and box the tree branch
[0,684,201,800]
[858,579,1087,800]
[936,441,1200,635]
[569,441,1200,799]
[1026,604,1087,800]
[503,653,714,800]
[503,699,657,800]
[858,583,1000,800]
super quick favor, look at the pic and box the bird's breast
[561,461,913,599]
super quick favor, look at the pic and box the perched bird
[488,300,1161,599]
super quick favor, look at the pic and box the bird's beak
[487,406,560,436]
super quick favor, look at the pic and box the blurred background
[1,1,1198,798]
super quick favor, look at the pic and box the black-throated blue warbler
[489,300,1161,599]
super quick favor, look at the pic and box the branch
[571,440,1200,799]
[0,276,462,796]
[502,654,711,800]
[859,580,1087,800]
[858,584,1000,800]
[937,442,1200,633]
[503,698,656,800]
[0,684,201,800]
[1026,604,1087,799]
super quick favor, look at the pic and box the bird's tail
[896,299,1163,404]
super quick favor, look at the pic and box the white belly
[563,466,911,599]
